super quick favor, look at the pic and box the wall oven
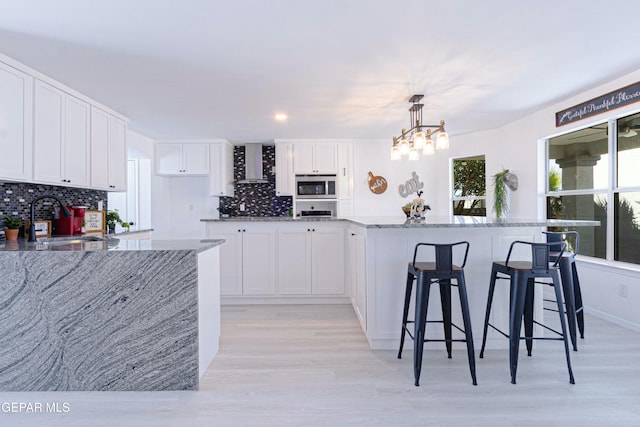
[295,175,337,199]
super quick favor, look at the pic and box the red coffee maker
[72,206,86,235]
[55,206,87,235]
[55,206,75,236]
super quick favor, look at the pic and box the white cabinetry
[155,143,210,176]
[293,143,337,174]
[337,143,354,217]
[277,224,345,295]
[206,223,276,296]
[0,61,32,182]
[209,142,234,197]
[275,143,294,196]
[90,106,127,191]
[34,80,90,187]
[348,228,367,330]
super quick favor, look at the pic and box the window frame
[451,155,487,217]
[545,113,640,266]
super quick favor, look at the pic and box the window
[546,112,640,265]
[452,156,486,216]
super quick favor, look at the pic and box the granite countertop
[0,236,224,253]
[201,216,334,222]
[201,215,600,229]
[110,228,154,236]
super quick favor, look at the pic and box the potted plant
[3,215,22,241]
[493,168,518,219]
[106,210,123,234]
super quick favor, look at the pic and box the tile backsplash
[218,145,292,217]
[0,181,107,225]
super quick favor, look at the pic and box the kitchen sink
[38,235,108,244]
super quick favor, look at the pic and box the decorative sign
[556,81,640,127]
[25,220,51,238]
[398,171,424,198]
[367,171,388,194]
[85,210,106,233]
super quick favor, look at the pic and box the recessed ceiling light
[274,113,288,122]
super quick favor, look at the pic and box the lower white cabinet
[206,221,346,299]
[348,228,367,330]
[277,224,345,295]
[206,223,276,296]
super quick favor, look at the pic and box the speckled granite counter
[202,215,599,228]
[0,238,224,391]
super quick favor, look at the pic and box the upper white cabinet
[209,142,234,197]
[33,80,90,187]
[337,143,353,199]
[155,143,210,176]
[90,106,127,191]
[293,143,337,174]
[107,115,127,190]
[0,62,33,182]
[275,143,294,196]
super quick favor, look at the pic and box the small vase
[5,228,19,241]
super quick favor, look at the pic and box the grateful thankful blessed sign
[556,81,640,127]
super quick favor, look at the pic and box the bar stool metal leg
[572,263,585,339]
[439,279,453,358]
[523,277,535,357]
[413,273,431,387]
[509,271,526,384]
[456,271,477,385]
[551,273,575,384]
[397,271,415,359]
[558,256,578,351]
[479,265,499,358]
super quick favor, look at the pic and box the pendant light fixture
[390,94,449,160]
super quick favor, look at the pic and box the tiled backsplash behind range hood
[218,145,292,217]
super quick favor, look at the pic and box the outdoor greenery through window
[547,112,640,265]
[452,156,486,216]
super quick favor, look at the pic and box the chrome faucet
[28,195,72,242]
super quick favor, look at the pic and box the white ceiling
[1,0,640,143]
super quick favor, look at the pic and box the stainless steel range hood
[238,143,268,183]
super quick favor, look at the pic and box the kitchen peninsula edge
[0,238,224,391]
[203,216,599,350]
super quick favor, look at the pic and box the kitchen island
[204,215,598,350]
[0,237,224,391]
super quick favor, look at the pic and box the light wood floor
[2,304,640,426]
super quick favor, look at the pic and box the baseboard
[221,296,351,305]
[585,306,640,332]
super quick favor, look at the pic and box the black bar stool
[479,240,575,384]
[543,231,584,344]
[397,241,477,386]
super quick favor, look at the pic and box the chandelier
[390,94,449,160]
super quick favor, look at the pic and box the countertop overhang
[201,215,600,229]
[0,237,225,252]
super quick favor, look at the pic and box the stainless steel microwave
[295,175,337,199]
